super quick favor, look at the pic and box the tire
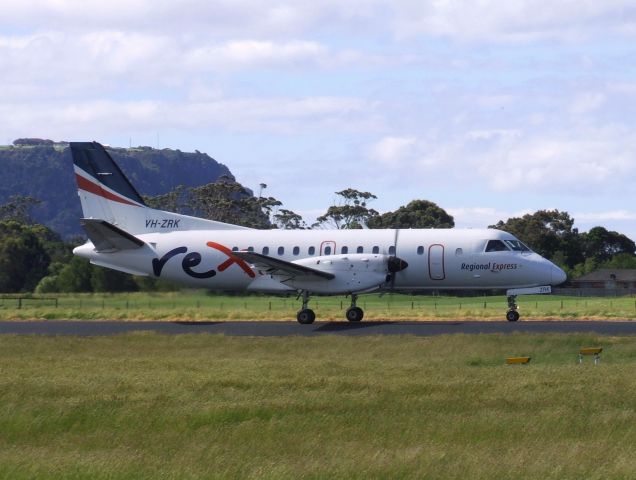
[297,309,316,324]
[506,310,520,322]
[346,307,364,322]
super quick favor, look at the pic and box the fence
[1,293,636,318]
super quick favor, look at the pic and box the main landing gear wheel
[297,308,316,324]
[346,306,364,322]
[506,310,520,322]
[506,294,520,322]
[296,290,315,324]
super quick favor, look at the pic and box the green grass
[1,292,636,321]
[1,333,636,479]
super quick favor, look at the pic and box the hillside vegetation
[0,139,234,237]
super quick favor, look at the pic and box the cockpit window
[485,240,509,252]
[504,240,531,252]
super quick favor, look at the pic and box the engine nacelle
[289,254,390,294]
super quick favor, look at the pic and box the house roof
[574,269,636,282]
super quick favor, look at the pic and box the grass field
[1,333,636,479]
[1,291,636,321]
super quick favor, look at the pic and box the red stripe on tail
[76,174,140,207]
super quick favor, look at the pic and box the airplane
[70,141,567,324]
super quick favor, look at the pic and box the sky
[2,0,636,238]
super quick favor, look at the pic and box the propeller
[386,228,408,289]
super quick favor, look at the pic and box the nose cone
[551,264,567,285]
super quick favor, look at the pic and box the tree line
[0,180,634,293]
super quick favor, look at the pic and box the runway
[2,320,636,336]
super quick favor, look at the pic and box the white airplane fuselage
[74,227,564,294]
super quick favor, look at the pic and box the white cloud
[390,0,636,41]
[366,123,636,197]
[570,92,605,115]
[447,207,534,229]
[475,128,636,193]
[574,210,636,222]
[0,96,380,139]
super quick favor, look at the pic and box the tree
[314,189,378,229]
[0,220,51,292]
[582,226,635,262]
[188,176,278,228]
[368,200,454,229]
[490,210,584,268]
[0,194,41,224]
[143,185,188,213]
[90,267,138,292]
[273,209,307,229]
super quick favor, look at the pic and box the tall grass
[1,333,636,479]
[1,292,636,321]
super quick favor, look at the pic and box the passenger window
[485,240,509,252]
[262,246,269,255]
[372,246,379,254]
[341,246,348,254]
[308,246,315,255]
[455,248,463,255]
[388,246,396,255]
[293,246,300,255]
[278,246,284,255]
[247,246,254,252]
[232,247,239,252]
[324,246,332,255]
[357,246,364,253]
[417,246,424,255]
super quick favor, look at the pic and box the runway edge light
[578,347,602,365]
[506,356,531,365]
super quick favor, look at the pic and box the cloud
[447,207,534,229]
[574,210,636,222]
[570,92,605,115]
[389,0,636,41]
[0,96,381,139]
[367,123,636,197]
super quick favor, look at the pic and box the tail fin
[71,141,250,234]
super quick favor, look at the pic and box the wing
[80,219,145,252]
[232,251,335,281]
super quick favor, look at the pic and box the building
[563,269,636,296]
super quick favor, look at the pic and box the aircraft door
[320,241,336,255]
[428,244,445,280]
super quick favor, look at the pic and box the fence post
[18,298,22,309]
[269,301,272,311]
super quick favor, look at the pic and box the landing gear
[506,295,520,322]
[297,309,316,324]
[345,294,364,322]
[296,291,315,324]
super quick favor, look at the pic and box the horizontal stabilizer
[233,251,335,280]
[80,219,145,252]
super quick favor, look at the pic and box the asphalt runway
[2,320,636,336]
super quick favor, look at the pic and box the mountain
[0,139,235,238]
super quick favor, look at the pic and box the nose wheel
[506,295,519,322]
